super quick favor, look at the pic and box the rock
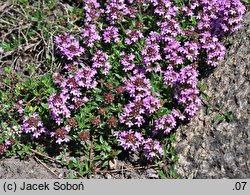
[146,168,159,179]
[174,11,250,178]
[89,174,105,179]
[108,159,117,170]
[0,157,57,179]
[104,173,112,179]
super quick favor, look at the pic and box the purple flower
[49,0,246,156]
[154,114,176,135]
[119,100,145,127]
[142,31,162,70]
[54,33,84,60]
[199,32,226,66]
[142,96,161,114]
[181,41,199,61]
[0,144,7,155]
[0,140,13,155]
[178,65,198,88]
[142,43,162,66]
[82,23,101,47]
[198,0,245,37]
[105,0,129,24]
[92,50,111,75]
[83,0,103,23]
[51,126,70,144]
[163,38,184,65]
[125,29,143,45]
[21,113,46,138]
[48,93,71,124]
[143,138,163,160]
[172,109,186,121]
[120,52,136,72]
[15,100,24,114]
[174,87,201,119]
[114,130,144,152]
[163,65,179,87]
[103,26,120,43]
[124,73,152,99]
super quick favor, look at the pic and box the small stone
[105,173,112,179]
[58,173,64,178]
[108,159,117,170]
[146,169,159,179]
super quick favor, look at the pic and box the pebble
[146,169,159,179]
[105,173,112,179]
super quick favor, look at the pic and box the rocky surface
[0,157,58,179]
[173,10,250,179]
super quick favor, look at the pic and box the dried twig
[89,140,94,167]
[96,164,159,174]
[34,156,60,178]
[0,2,12,17]
[28,148,62,165]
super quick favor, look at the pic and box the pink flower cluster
[48,63,98,143]
[21,113,46,138]
[54,33,84,60]
[120,73,161,128]
[114,130,163,160]
[49,0,245,160]
[0,140,13,155]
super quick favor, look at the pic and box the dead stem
[34,156,60,178]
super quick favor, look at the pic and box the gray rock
[0,157,57,179]
[174,11,250,178]
[146,168,159,179]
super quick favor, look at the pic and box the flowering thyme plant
[0,0,246,176]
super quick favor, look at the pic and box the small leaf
[213,112,224,124]
[99,135,104,144]
[169,165,175,178]
[225,111,233,122]
[4,66,12,74]
[41,103,49,110]
[158,170,167,179]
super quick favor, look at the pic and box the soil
[0,156,160,179]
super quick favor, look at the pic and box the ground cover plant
[0,0,247,178]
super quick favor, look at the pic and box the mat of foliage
[0,0,247,178]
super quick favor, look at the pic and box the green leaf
[99,135,104,144]
[169,165,175,178]
[206,105,212,114]
[1,42,11,51]
[41,103,49,110]
[242,0,250,3]
[190,16,198,26]
[163,146,168,157]
[200,83,207,92]
[225,111,233,122]
[156,107,171,118]
[4,78,11,86]
[158,170,167,179]
[4,66,12,74]
[68,158,78,169]
[169,133,176,143]
[213,112,224,124]
[101,160,109,168]
[18,0,28,4]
